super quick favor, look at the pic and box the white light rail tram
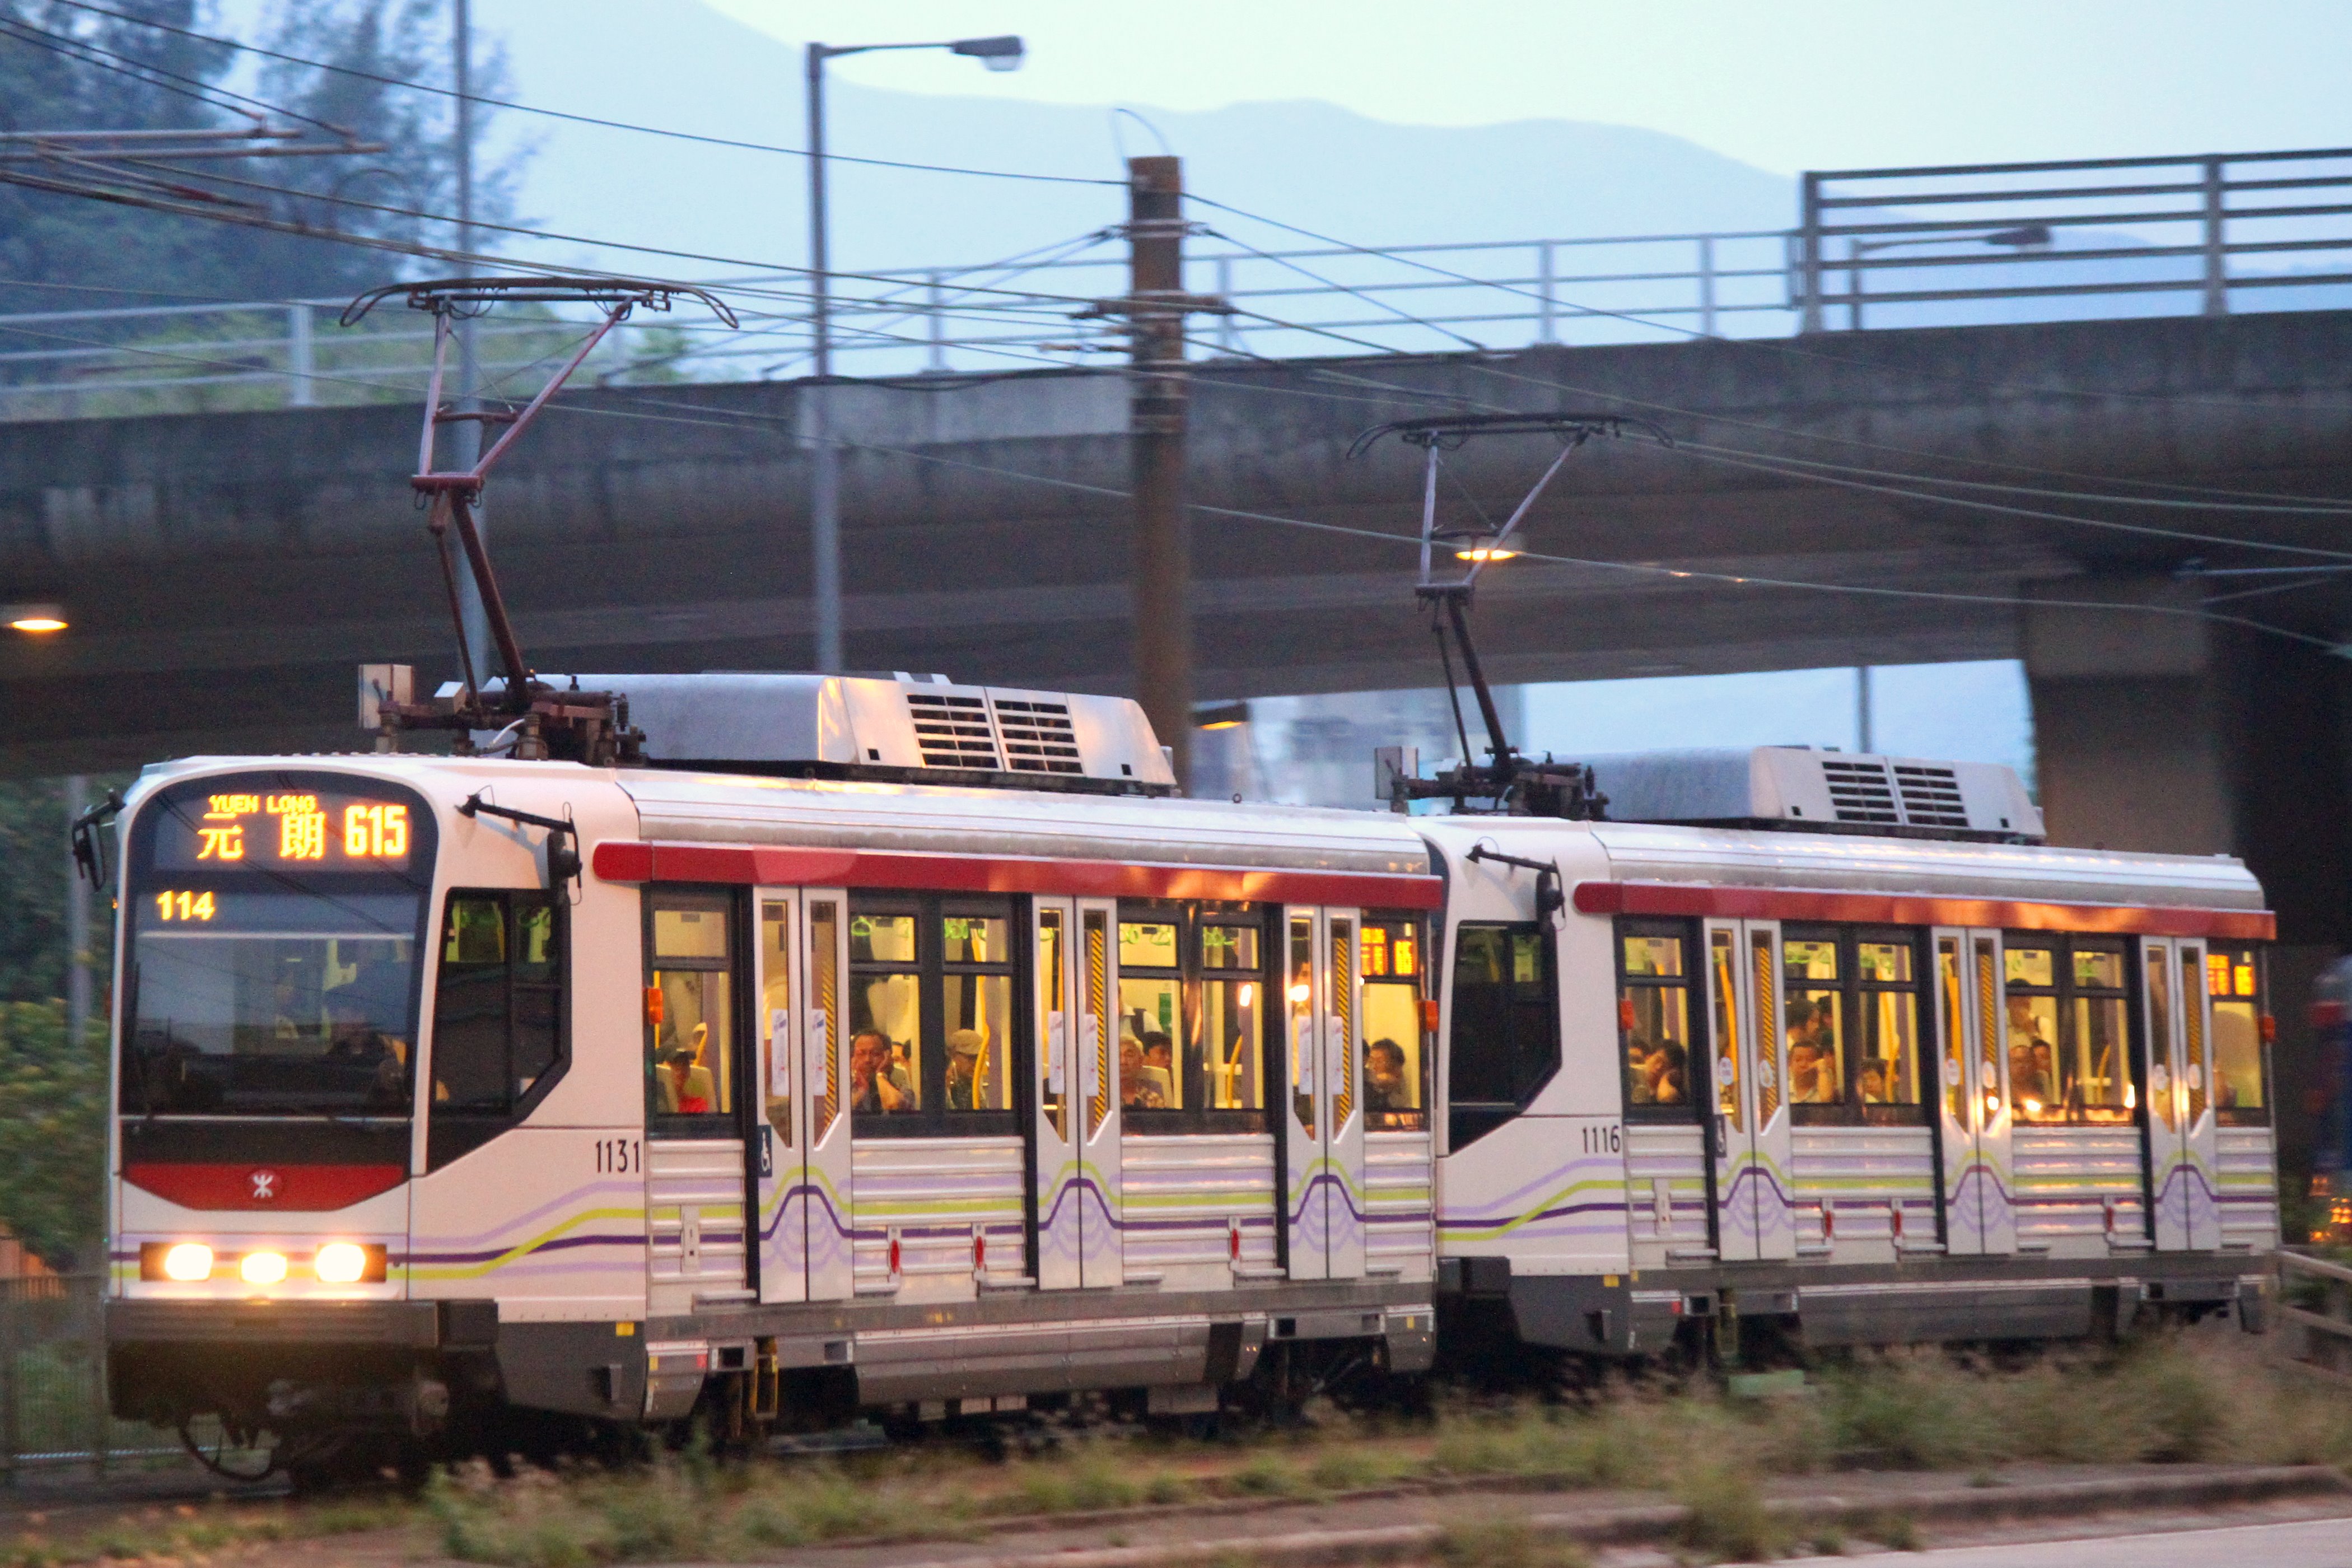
[92,290,2280,1473]
[99,671,2278,1469]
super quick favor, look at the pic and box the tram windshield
[120,775,435,1119]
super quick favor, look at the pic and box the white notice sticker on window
[769,1009,791,1096]
[1046,1014,1067,1095]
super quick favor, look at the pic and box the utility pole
[63,776,89,1049]
[1117,155,1221,790]
[804,43,843,673]
[451,0,490,687]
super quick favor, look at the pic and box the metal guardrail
[1,144,2348,419]
[0,1275,176,1478]
[2271,1248,2352,1381]
[1796,146,2352,331]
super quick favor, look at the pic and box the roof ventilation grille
[992,697,1085,774]
[907,691,1002,771]
[1822,758,1899,824]
[1893,763,1971,829]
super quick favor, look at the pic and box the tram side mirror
[71,791,124,891]
[459,792,582,892]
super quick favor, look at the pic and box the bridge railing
[4,144,2351,419]
[1797,146,2352,331]
[0,229,1795,421]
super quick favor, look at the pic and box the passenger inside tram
[945,1029,986,1110]
[1856,1059,1888,1104]
[1785,1000,1840,1103]
[1119,1037,1166,1109]
[1365,1039,1407,1110]
[1138,1032,1177,1103]
[1647,1040,1687,1104]
[850,1029,913,1114]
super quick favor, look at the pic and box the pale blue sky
[706,1,2349,177]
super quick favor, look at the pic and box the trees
[0,1002,107,1271]
[0,0,524,315]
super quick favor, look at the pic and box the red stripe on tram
[1573,880,2274,941]
[592,840,1444,911]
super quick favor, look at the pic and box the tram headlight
[239,1249,288,1286]
[160,1243,213,1282]
[314,1243,368,1284]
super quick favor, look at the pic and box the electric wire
[0,15,357,140]
[1173,314,2352,564]
[20,306,2322,658]
[1189,189,2352,419]
[45,0,1123,188]
[522,387,2348,657]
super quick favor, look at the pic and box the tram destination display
[151,787,414,871]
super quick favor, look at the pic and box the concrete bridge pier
[2024,576,2352,1190]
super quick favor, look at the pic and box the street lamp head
[1984,223,2054,249]
[950,35,1024,71]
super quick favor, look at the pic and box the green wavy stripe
[407,1205,646,1282]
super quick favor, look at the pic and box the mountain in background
[479,0,1796,280]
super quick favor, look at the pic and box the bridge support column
[2024,576,2352,1196]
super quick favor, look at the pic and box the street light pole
[802,34,1023,677]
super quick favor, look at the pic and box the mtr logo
[124,1163,407,1211]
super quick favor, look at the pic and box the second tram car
[102,672,2276,1461]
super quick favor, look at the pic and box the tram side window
[649,893,736,1130]
[1117,900,1268,1129]
[426,889,566,1169]
[2208,945,2269,1124]
[2005,935,2131,1124]
[1619,922,1695,1122]
[847,893,1023,1135]
[850,903,922,1116]
[1855,937,1922,1116]
[1361,918,1429,1131]
[1782,930,1846,1111]
[1779,927,1925,1126]
[1449,923,1559,1147]
[432,889,566,1124]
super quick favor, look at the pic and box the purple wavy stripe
[412,1178,645,1251]
[399,1231,644,1266]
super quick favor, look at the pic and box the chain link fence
[0,1277,178,1480]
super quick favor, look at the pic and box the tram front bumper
[108,1298,463,1348]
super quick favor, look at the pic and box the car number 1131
[594,1138,641,1174]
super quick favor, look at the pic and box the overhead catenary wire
[36,0,2352,514]
[5,32,2345,582]
[29,0,2352,510]
[0,15,357,141]
[43,0,1122,189]
[1188,188,2352,421]
[1172,310,2352,565]
[521,387,2349,657]
[16,307,2334,660]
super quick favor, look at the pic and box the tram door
[1933,928,2017,1255]
[753,888,855,1305]
[1070,899,1124,1287]
[1285,908,1369,1280]
[2144,938,2221,1252]
[1702,921,1794,1262]
[1032,899,1083,1289]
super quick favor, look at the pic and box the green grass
[3,1329,2346,1566]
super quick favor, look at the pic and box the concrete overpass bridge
[7,303,2351,885]
[7,143,2352,1173]
[8,301,2352,1184]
